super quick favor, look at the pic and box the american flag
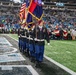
[19,3,26,22]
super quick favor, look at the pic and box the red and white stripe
[19,3,26,22]
[20,3,26,13]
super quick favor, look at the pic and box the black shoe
[30,57,35,63]
[25,53,30,57]
[19,47,21,50]
[22,51,26,54]
[35,62,41,68]
[35,64,40,68]
[20,49,22,52]
[26,54,29,57]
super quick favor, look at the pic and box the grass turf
[7,34,76,72]
[45,40,76,72]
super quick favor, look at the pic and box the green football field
[7,34,76,72]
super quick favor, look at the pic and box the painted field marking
[0,47,17,55]
[0,53,25,63]
[0,37,12,46]
[0,65,39,75]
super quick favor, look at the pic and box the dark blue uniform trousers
[35,45,44,62]
[18,38,20,48]
[29,44,35,57]
[26,42,29,55]
[26,42,29,49]
[18,38,23,50]
[22,39,26,52]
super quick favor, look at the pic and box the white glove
[48,43,50,45]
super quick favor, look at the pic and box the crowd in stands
[0,15,20,33]
[0,9,76,40]
[43,9,76,40]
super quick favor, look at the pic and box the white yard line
[7,35,76,75]
[6,34,18,42]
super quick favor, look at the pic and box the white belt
[27,37,29,39]
[34,38,44,41]
[29,37,33,40]
[21,36,26,38]
[18,36,26,38]
[26,37,33,40]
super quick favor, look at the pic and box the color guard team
[18,20,50,68]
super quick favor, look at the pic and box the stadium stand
[42,0,76,40]
[0,0,21,33]
[0,0,76,39]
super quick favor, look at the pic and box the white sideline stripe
[7,35,76,75]
[0,65,39,75]
[4,37,13,46]
[44,56,76,75]
[6,35,18,42]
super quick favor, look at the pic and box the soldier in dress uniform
[28,25,36,62]
[18,26,25,52]
[25,28,30,57]
[33,20,50,67]
[21,27,27,53]
[18,27,21,50]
